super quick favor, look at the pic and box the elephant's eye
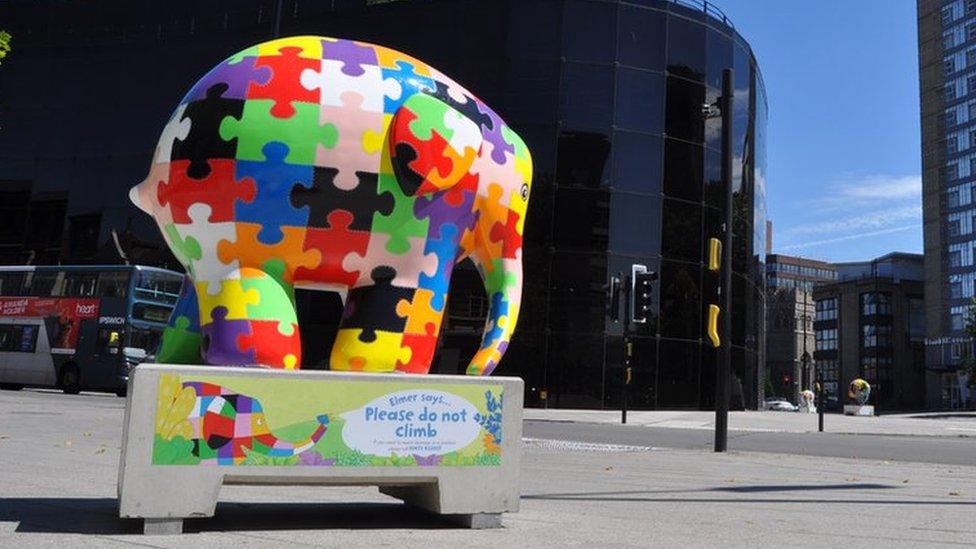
[520,183,529,201]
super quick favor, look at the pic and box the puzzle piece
[183,55,271,103]
[247,46,319,118]
[381,60,435,113]
[342,232,438,289]
[396,322,438,374]
[158,159,256,224]
[460,183,507,269]
[341,266,415,343]
[166,204,239,292]
[234,141,313,243]
[216,223,321,285]
[195,277,261,321]
[238,267,299,329]
[430,78,492,133]
[475,102,513,165]
[372,172,430,254]
[291,170,394,231]
[154,105,191,164]
[157,314,204,364]
[219,99,338,165]
[321,38,378,76]
[134,162,174,227]
[256,36,325,59]
[201,306,256,365]
[330,328,410,372]
[413,172,478,240]
[162,223,202,275]
[395,288,445,332]
[294,210,371,288]
[236,319,301,369]
[172,83,245,179]
[300,58,401,114]
[418,224,460,310]
[315,91,384,189]
[489,209,523,260]
[375,46,433,76]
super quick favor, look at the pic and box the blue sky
[716,0,922,262]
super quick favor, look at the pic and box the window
[946,32,956,50]
[861,324,891,348]
[0,272,28,296]
[861,292,891,315]
[967,50,976,68]
[949,135,959,153]
[949,219,962,237]
[947,162,959,181]
[815,328,837,351]
[968,0,976,15]
[952,312,965,331]
[815,297,838,321]
[63,272,97,297]
[943,7,954,26]
[951,276,964,298]
[97,271,130,298]
[970,23,976,40]
[945,58,955,76]
[970,75,976,96]
[948,189,960,208]
[1,324,39,353]
[950,250,963,267]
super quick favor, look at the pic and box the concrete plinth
[844,404,875,416]
[117,364,523,534]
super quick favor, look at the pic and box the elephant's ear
[390,93,483,197]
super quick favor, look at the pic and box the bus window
[10,325,38,352]
[97,271,130,298]
[63,272,98,297]
[0,325,12,351]
[0,272,28,296]
[134,270,183,305]
[28,271,61,297]
[132,302,174,324]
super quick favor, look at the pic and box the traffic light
[606,275,622,322]
[632,267,657,323]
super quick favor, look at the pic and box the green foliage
[152,435,199,465]
[241,448,300,466]
[0,31,11,65]
[333,450,372,466]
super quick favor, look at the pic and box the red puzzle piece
[294,210,371,287]
[396,323,438,374]
[247,46,319,118]
[158,159,256,223]
[235,320,301,369]
[489,209,523,259]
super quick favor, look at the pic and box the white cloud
[775,173,922,256]
[778,224,921,251]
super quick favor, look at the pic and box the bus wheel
[59,364,81,395]
[0,383,24,391]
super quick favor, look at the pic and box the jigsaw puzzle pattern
[132,36,532,375]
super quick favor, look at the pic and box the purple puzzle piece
[476,102,514,165]
[321,38,378,76]
[201,306,257,365]
[182,56,271,103]
[413,187,478,241]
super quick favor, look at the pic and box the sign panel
[0,296,100,350]
[151,373,503,467]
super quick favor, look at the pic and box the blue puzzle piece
[168,275,201,331]
[483,290,510,346]
[382,61,435,114]
[419,223,460,311]
[235,141,313,244]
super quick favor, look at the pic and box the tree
[0,31,11,65]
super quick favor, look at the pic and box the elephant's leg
[330,267,414,373]
[395,287,449,374]
[198,268,302,369]
[465,252,522,376]
[156,275,203,364]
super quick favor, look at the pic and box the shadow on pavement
[2,498,456,535]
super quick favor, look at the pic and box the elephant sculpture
[848,378,871,406]
[131,36,532,375]
[183,382,329,464]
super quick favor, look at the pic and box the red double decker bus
[0,265,183,396]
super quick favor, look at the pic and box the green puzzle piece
[402,94,455,143]
[372,172,429,255]
[220,99,338,165]
[156,316,203,364]
[163,224,202,275]
[226,45,258,65]
[240,266,299,334]
[484,257,517,295]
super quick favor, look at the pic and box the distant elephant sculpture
[183,382,329,464]
[848,378,871,406]
[131,36,532,375]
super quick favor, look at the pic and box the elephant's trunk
[467,256,522,376]
[258,414,330,457]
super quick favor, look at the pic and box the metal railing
[670,0,735,30]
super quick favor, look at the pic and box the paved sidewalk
[524,408,976,437]
[1,390,975,547]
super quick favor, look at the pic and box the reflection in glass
[661,199,702,262]
[563,0,617,63]
[658,339,701,408]
[666,14,705,81]
[610,193,662,256]
[552,187,610,251]
[557,131,611,188]
[663,138,703,202]
[659,260,702,339]
[560,63,614,130]
[665,76,705,142]
[612,131,662,194]
[617,5,666,70]
[615,68,665,133]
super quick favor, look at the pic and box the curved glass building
[0,0,767,409]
